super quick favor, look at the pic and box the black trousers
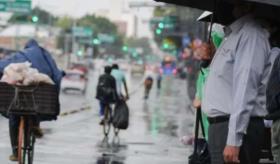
[208,118,265,164]
[9,115,40,155]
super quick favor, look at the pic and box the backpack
[96,75,116,103]
[266,53,280,120]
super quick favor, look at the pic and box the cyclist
[96,66,117,125]
[111,64,129,100]
[0,39,64,161]
[144,76,153,99]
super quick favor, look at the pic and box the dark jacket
[96,74,117,103]
[266,48,280,120]
[0,39,64,90]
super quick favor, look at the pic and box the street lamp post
[70,20,77,68]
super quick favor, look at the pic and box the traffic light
[77,50,83,56]
[163,43,169,49]
[32,16,39,23]
[158,22,164,29]
[156,29,162,35]
[122,45,128,52]
[92,38,100,45]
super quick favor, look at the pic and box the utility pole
[64,34,71,68]
[71,20,77,67]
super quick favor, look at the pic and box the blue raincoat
[0,39,64,89]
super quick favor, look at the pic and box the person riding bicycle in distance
[144,75,153,99]
[96,66,118,125]
[111,64,129,100]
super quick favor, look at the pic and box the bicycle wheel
[103,105,111,137]
[27,121,36,164]
[114,128,120,136]
[27,132,35,164]
[18,117,26,164]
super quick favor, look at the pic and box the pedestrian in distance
[96,66,118,125]
[156,73,162,90]
[202,1,274,164]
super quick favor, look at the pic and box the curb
[59,105,91,117]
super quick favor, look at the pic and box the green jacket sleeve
[195,70,204,100]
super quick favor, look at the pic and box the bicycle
[103,104,119,138]
[18,116,36,164]
[0,83,59,164]
[8,87,38,164]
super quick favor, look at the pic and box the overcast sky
[32,0,157,18]
[31,0,160,38]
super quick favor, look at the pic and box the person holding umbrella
[201,1,274,164]
[193,23,225,140]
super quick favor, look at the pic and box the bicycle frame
[18,116,36,164]
[103,105,119,139]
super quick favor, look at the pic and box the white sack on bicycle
[1,62,54,85]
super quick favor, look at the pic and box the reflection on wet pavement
[0,71,194,163]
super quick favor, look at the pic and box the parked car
[70,62,89,75]
[131,63,145,75]
[61,69,87,94]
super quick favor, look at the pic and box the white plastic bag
[1,62,54,85]
[1,62,31,84]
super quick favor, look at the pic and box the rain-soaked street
[0,70,194,164]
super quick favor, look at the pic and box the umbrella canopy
[154,0,230,11]
[196,11,228,25]
[197,11,213,21]
[155,0,280,9]
[155,0,280,23]
[247,0,280,6]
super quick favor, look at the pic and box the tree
[55,16,73,31]
[152,5,205,52]
[125,37,152,54]
[77,14,118,35]
[55,14,124,56]
[9,7,56,25]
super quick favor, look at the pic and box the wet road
[0,70,195,164]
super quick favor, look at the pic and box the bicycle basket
[0,82,59,117]
[0,82,15,114]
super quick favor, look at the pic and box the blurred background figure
[144,75,153,99]
[156,73,162,91]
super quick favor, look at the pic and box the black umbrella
[154,0,280,9]
[247,0,280,6]
[154,0,231,11]
[154,0,236,25]
[154,0,280,23]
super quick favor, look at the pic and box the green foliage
[153,6,177,17]
[77,14,117,35]
[55,14,120,42]
[152,5,203,49]
[125,37,152,54]
[9,7,56,24]
[55,16,73,31]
